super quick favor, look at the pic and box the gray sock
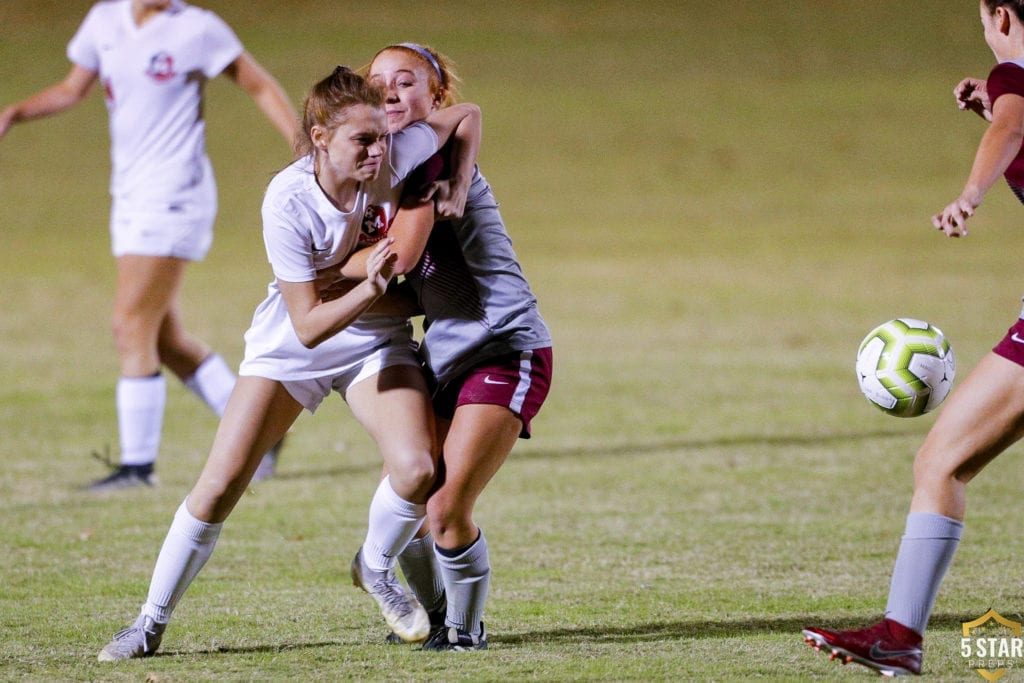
[435,530,489,636]
[884,512,963,634]
[398,531,445,615]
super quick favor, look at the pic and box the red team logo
[359,205,389,245]
[146,52,177,82]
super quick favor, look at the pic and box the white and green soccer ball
[855,318,956,418]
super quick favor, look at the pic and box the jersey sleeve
[198,9,244,79]
[400,151,448,203]
[387,122,440,184]
[66,5,101,71]
[987,61,1024,106]
[261,203,316,283]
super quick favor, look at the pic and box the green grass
[3,1,1024,680]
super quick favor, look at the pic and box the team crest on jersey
[146,52,177,82]
[359,205,389,245]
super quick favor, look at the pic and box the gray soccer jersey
[406,170,551,385]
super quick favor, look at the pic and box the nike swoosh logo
[483,376,509,385]
[1012,332,1024,344]
[869,642,921,659]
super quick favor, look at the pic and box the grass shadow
[515,428,921,462]
[500,612,980,646]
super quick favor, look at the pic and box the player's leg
[887,352,1024,631]
[423,348,552,651]
[98,377,300,661]
[803,351,1024,675]
[385,420,451,644]
[381,422,450,643]
[157,299,224,409]
[345,362,438,642]
[158,301,283,481]
[90,254,188,490]
[420,404,520,651]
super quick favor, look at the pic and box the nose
[385,82,399,103]
[369,139,386,157]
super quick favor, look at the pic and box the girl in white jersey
[803,1,1024,676]
[325,45,553,650]
[0,0,298,488]
[95,66,482,660]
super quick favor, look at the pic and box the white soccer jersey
[240,122,439,381]
[66,0,242,203]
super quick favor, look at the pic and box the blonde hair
[294,66,385,157]
[362,43,463,108]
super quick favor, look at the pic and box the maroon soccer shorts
[993,317,1024,367]
[433,348,553,438]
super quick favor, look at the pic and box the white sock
[117,374,166,466]
[362,476,426,573]
[142,499,223,624]
[884,512,963,634]
[398,531,446,614]
[435,530,489,635]
[183,354,235,417]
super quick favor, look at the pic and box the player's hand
[931,196,975,237]
[421,178,468,220]
[954,77,992,121]
[365,237,397,294]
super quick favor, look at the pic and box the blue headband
[395,43,445,86]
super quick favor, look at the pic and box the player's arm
[317,278,421,317]
[419,103,481,220]
[426,110,481,219]
[222,52,298,149]
[335,199,436,280]
[0,65,98,139]
[280,239,396,348]
[932,92,1024,237]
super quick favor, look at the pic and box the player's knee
[911,447,959,492]
[426,494,471,536]
[387,455,435,501]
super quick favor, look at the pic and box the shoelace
[372,579,415,618]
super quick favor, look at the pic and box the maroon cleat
[802,618,922,676]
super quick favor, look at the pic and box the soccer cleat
[251,436,285,483]
[351,548,430,643]
[386,604,446,644]
[802,618,922,676]
[421,623,488,651]
[86,464,156,492]
[97,614,166,661]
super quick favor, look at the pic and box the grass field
[3,1,1024,680]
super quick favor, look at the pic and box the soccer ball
[855,318,956,418]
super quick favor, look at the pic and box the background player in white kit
[95,65,482,660]
[0,0,297,489]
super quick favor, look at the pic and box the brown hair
[294,66,385,157]
[984,0,1024,21]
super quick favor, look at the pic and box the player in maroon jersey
[803,1,1024,676]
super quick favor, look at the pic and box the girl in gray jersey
[330,44,553,650]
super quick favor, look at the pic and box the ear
[310,125,330,151]
[432,87,447,109]
[997,5,1013,35]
